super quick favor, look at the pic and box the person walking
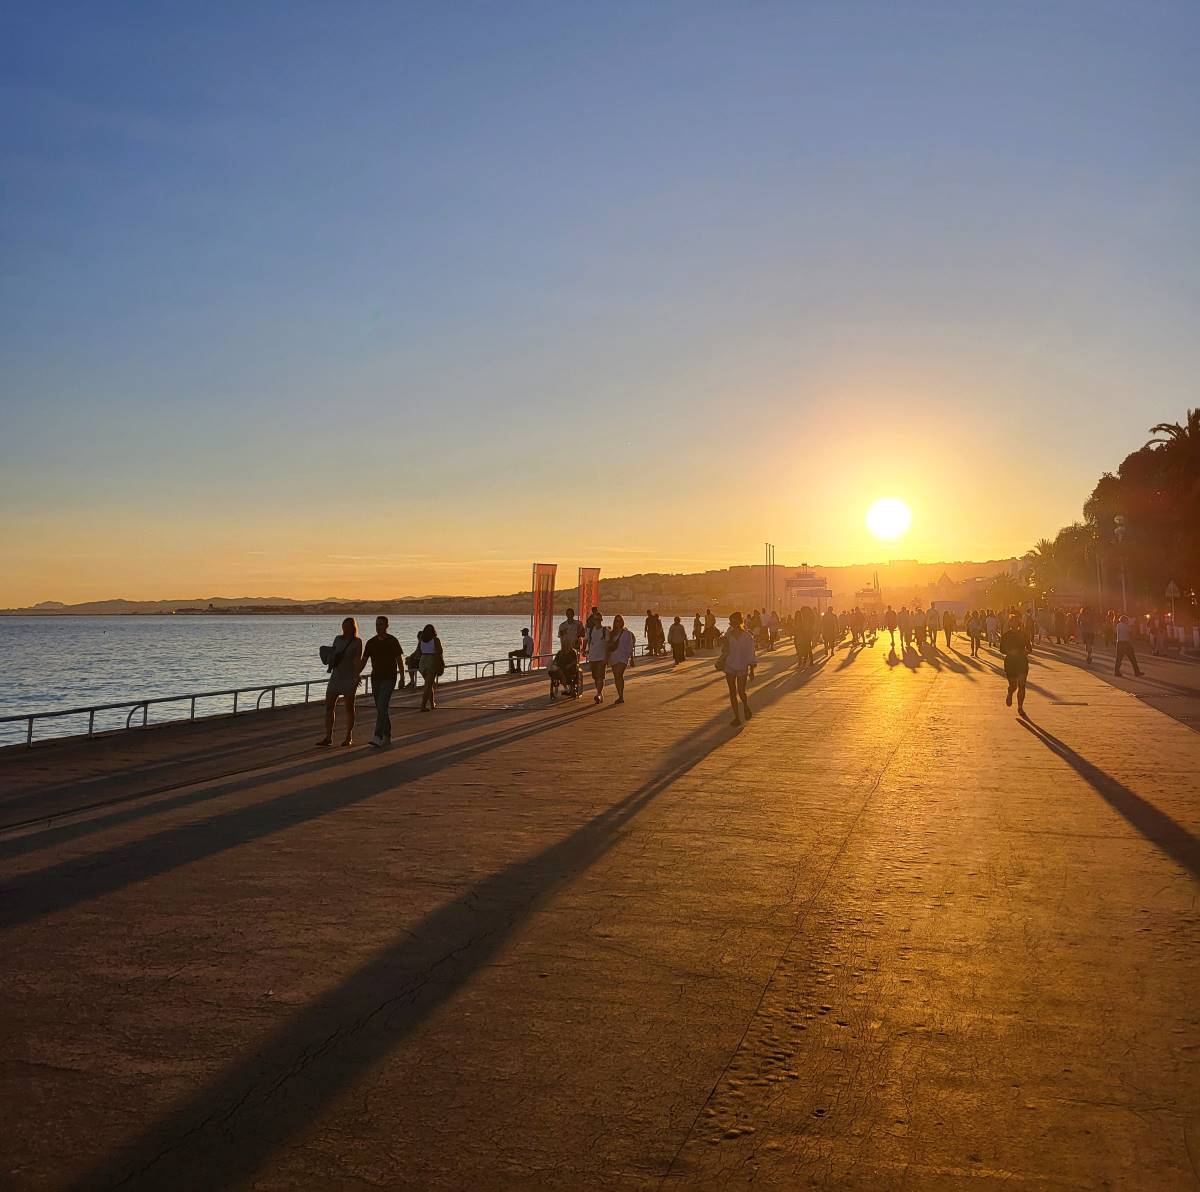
[703,608,717,649]
[1078,605,1097,664]
[898,605,912,651]
[966,609,982,657]
[820,607,838,656]
[884,605,898,649]
[692,612,702,648]
[584,614,609,703]
[941,608,955,649]
[794,606,814,668]
[318,616,362,747]
[926,606,940,649]
[999,612,1032,717]
[558,607,584,656]
[1113,615,1144,677]
[668,615,688,664]
[415,623,444,710]
[985,609,999,648]
[607,614,636,703]
[360,615,404,748]
[719,611,757,726]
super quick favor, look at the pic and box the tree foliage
[1031,409,1199,611]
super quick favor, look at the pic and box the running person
[999,613,1032,717]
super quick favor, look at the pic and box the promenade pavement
[2,635,1199,1189]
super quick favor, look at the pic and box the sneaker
[369,735,383,748]
[315,738,333,748]
[1005,691,1013,706]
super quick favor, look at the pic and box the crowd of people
[316,599,1152,746]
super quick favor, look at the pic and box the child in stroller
[548,644,582,699]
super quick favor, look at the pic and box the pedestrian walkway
[2,638,1198,1189]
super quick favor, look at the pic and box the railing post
[27,716,33,748]
[271,687,276,708]
[190,696,196,720]
[233,691,238,717]
[305,682,310,703]
[88,709,95,737]
[142,702,148,728]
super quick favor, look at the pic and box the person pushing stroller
[548,642,582,699]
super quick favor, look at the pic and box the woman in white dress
[720,611,757,726]
[318,617,362,747]
[607,614,636,704]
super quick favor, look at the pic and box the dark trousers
[671,641,686,664]
[373,677,396,739]
[1114,642,1142,676]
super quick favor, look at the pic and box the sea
[0,612,721,747]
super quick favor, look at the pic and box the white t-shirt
[608,628,635,664]
[1116,621,1131,642]
[723,628,757,675]
[585,625,609,663]
[558,619,583,650]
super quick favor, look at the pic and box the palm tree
[1146,408,1200,477]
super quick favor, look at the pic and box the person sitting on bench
[509,627,534,672]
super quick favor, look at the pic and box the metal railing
[0,639,678,749]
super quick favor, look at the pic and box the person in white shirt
[720,610,757,726]
[1113,615,1143,677]
[584,614,609,703]
[606,614,636,703]
[926,607,940,649]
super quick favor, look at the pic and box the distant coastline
[2,557,1023,619]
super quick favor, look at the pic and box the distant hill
[2,557,1021,617]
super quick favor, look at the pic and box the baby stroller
[548,647,582,699]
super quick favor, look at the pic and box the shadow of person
[1018,717,1200,880]
[886,648,900,669]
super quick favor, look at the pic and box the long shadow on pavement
[76,667,810,1189]
[1018,718,1200,881]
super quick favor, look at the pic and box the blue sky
[2,1,1198,601]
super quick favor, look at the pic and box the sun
[866,497,912,541]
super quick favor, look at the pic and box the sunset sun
[866,497,912,541]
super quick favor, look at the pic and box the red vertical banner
[577,567,600,622]
[531,563,557,668]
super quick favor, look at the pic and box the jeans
[1114,642,1141,676]
[373,677,397,739]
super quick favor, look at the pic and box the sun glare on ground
[865,498,912,541]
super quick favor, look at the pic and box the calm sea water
[0,613,720,746]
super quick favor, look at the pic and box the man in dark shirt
[360,615,404,747]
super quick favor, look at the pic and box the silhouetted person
[999,613,1031,717]
[318,616,362,747]
[607,614,635,703]
[1078,605,1097,664]
[668,615,688,664]
[1113,615,1143,677]
[416,623,444,710]
[509,627,534,673]
[942,609,954,649]
[719,611,756,725]
[360,614,403,747]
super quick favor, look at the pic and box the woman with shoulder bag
[414,623,445,711]
[721,611,756,726]
[318,616,362,747]
[606,614,636,704]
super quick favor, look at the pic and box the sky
[2,1,1198,604]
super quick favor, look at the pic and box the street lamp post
[1113,515,1127,614]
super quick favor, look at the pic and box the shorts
[1003,655,1029,682]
